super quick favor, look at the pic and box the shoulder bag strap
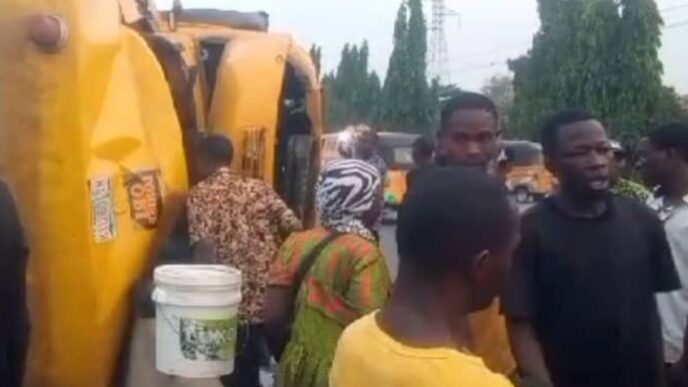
[291,232,343,299]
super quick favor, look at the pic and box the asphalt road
[379,224,399,281]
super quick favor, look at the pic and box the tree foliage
[323,41,382,130]
[482,75,514,130]
[322,0,438,134]
[680,95,688,112]
[654,87,688,124]
[377,0,436,134]
[510,0,683,142]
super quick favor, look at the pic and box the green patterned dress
[269,228,391,387]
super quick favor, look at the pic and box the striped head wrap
[316,159,382,241]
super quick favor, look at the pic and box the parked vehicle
[378,133,419,211]
[502,140,556,203]
[320,131,418,219]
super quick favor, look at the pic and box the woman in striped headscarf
[266,159,391,387]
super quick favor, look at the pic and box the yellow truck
[0,1,322,386]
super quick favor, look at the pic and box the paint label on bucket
[179,317,238,361]
[90,176,116,243]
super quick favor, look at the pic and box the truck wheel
[514,187,532,204]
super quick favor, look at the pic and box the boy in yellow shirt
[330,167,519,387]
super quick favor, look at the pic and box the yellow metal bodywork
[157,31,208,130]
[152,22,324,183]
[208,31,289,181]
[0,2,322,386]
[207,30,323,183]
[0,1,188,386]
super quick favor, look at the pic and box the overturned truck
[0,1,322,386]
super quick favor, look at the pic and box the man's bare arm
[507,318,553,386]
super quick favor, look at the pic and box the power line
[429,0,461,83]
[429,0,451,83]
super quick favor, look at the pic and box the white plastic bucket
[152,265,242,378]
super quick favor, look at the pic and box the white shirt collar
[648,191,688,221]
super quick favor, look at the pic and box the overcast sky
[157,0,688,94]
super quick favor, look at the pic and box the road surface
[380,225,399,281]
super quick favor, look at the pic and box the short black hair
[198,134,234,164]
[648,122,688,162]
[412,136,435,161]
[439,92,499,133]
[397,167,515,277]
[540,109,595,157]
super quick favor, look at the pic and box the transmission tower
[429,0,459,85]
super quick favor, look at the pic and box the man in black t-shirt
[0,179,29,387]
[503,110,681,387]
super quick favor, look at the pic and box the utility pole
[429,0,459,85]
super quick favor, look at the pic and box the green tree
[324,41,382,129]
[510,0,674,141]
[482,75,514,130]
[378,0,435,134]
[377,4,410,130]
[652,87,688,126]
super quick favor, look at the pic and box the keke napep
[321,130,419,216]
[0,1,322,386]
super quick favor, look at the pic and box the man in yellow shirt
[330,167,519,387]
[409,92,515,374]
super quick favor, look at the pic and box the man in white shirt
[640,123,688,382]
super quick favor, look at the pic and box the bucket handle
[156,303,183,336]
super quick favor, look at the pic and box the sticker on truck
[125,170,163,230]
[90,176,116,243]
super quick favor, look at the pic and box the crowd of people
[2,91,688,387]
[183,91,688,387]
